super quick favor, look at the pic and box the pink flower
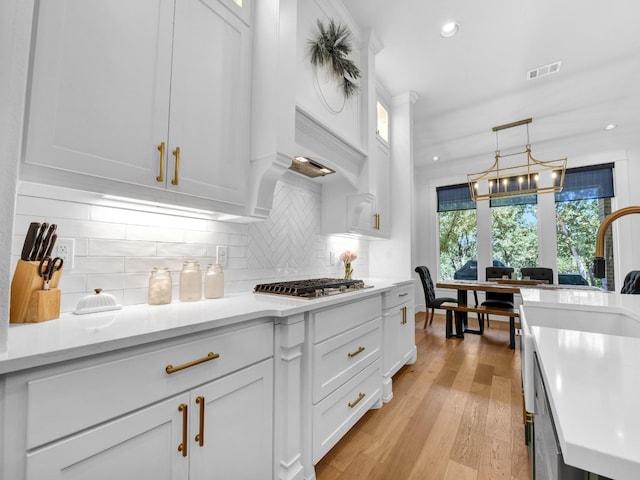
[339,250,357,263]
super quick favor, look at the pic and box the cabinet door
[25,392,190,480]
[368,142,391,237]
[382,308,402,378]
[169,0,250,206]
[383,301,415,379]
[190,359,273,480]
[24,0,174,188]
[399,301,415,363]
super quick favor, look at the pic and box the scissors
[38,256,64,291]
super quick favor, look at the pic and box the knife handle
[43,233,57,259]
[21,222,41,261]
[36,224,57,261]
[29,223,48,261]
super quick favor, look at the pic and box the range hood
[289,156,335,178]
[292,105,366,187]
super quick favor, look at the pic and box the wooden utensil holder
[10,260,63,323]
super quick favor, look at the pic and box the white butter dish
[73,289,122,315]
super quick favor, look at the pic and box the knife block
[10,260,63,323]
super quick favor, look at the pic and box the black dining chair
[621,271,640,294]
[415,266,458,329]
[481,266,515,326]
[521,267,554,284]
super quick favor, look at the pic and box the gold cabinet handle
[171,146,180,185]
[195,396,205,447]
[401,306,407,325]
[178,403,188,457]
[156,142,166,182]
[399,292,409,297]
[347,346,365,358]
[348,392,366,408]
[166,352,219,374]
[373,213,381,230]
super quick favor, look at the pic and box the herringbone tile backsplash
[13,173,368,312]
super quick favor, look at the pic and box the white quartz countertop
[531,325,640,479]
[0,281,405,375]
[520,285,640,321]
[522,287,640,479]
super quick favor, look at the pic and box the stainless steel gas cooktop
[253,278,370,298]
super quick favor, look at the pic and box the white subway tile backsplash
[74,257,125,275]
[85,274,126,292]
[126,225,185,243]
[124,273,155,290]
[13,175,369,313]
[58,274,89,294]
[156,243,208,258]
[52,219,127,240]
[89,239,157,257]
[16,196,91,220]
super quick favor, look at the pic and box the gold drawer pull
[156,142,166,182]
[348,392,366,408]
[178,403,188,457]
[347,346,365,358]
[195,396,205,447]
[525,411,533,426]
[166,352,219,374]
[399,292,409,297]
[171,146,180,185]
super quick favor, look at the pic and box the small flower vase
[344,262,353,280]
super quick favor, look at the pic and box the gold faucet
[594,206,640,278]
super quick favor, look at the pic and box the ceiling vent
[527,61,562,80]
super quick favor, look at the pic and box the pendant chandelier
[468,118,567,201]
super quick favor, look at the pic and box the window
[437,184,477,280]
[376,101,389,142]
[555,164,614,289]
[490,195,538,273]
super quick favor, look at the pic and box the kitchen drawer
[311,295,382,343]
[24,321,273,449]
[382,284,414,310]
[312,360,381,463]
[313,318,381,403]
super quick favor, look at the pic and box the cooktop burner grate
[254,278,367,298]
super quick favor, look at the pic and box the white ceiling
[343,0,640,172]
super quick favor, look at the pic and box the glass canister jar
[204,264,224,299]
[148,267,172,305]
[179,260,202,302]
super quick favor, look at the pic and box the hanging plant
[308,19,361,99]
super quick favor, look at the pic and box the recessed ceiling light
[440,22,459,38]
[433,156,439,161]
[604,124,617,130]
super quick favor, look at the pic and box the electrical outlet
[56,238,75,269]
[216,245,228,267]
[329,251,336,266]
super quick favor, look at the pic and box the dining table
[435,278,548,338]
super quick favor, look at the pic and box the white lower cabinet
[308,296,383,464]
[4,321,273,480]
[26,391,191,480]
[382,284,416,402]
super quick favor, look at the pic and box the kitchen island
[0,280,415,480]
[520,287,640,479]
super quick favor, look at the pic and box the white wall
[0,0,33,351]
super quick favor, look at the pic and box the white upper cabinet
[23,0,251,215]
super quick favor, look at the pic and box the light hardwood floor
[315,312,531,480]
